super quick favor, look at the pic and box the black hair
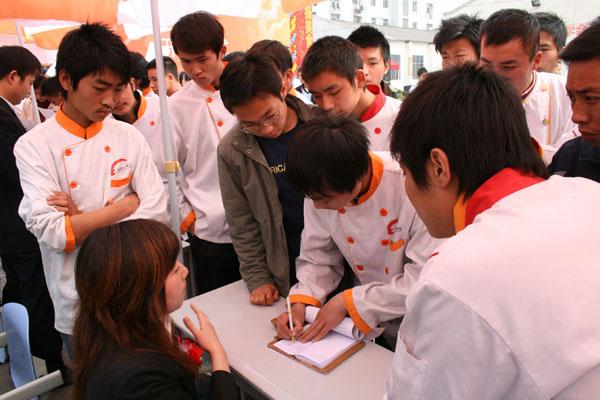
[390,64,547,198]
[434,14,483,56]
[130,52,149,89]
[55,23,130,91]
[286,113,370,197]
[300,36,362,86]
[41,76,65,97]
[147,56,178,77]
[33,75,46,90]
[534,12,567,50]
[417,67,428,77]
[560,19,600,64]
[220,54,283,113]
[247,40,292,74]
[171,12,224,56]
[179,71,190,84]
[0,46,41,80]
[480,9,540,60]
[223,51,246,63]
[347,25,391,62]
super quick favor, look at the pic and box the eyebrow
[568,87,600,94]
[240,108,272,124]
[309,84,338,94]
[367,57,380,62]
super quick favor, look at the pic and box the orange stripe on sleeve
[180,210,196,234]
[289,294,321,307]
[64,215,76,253]
[342,289,372,335]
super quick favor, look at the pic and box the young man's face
[147,68,159,94]
[4,72,36,105]
[480,37,542,95]
[112,80,136,116]
[178,47,225,88]
[441,37,479,69]
[303,70,364,114]
[309,181,362,210]
[537,31,560,74]
[567,58,600,148]
[233,91,287,139]
[59,68,127,123]
[357,46,389,86]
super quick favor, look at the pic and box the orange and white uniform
[360,85,402,151]
[169,81,237,240]
[288,152,441,345]
[386,169,600,399]
[521,71,579,163]
[14,111,168,334]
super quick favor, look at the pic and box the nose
[320,95,335,112]
[571,99,589,125]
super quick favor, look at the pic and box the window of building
[426,3,433,18]
[402,18,409,27]
[403,0,409,16]
[331,13,340,20]
[385,54,401,81]
[355,15,363,23]
[372,17,377,24]
[427,23,432,30]
[412,21,417,29]
[383,0,389,7]
[383,18,389,25]
[412,55,424,79]
[371,0,377,6]
[331,0,340,10]
[412,0,418,12]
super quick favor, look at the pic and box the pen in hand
[287,296,295,342]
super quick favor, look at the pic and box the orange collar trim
[142,87,153,96]
[360,84,387,123]
[56,109,103,139]
[452,168,544,233]
[354,152,384,206]
[136,94,148,121]
[521,70,537,100]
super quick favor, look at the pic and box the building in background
[313,0,443,91]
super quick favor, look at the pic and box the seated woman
[71,219,238,400]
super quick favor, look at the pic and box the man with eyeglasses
[218,53,323,306]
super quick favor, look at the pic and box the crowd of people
[0,6,599,400]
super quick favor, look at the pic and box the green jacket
[217,95,323,295]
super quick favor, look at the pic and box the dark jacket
[217,96,323,294]
[85,351,238,400]
[0,97,39,255]
[549,137,600,183]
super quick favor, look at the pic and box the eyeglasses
[239,109,280,133]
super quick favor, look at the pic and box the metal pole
[15,23,41,126]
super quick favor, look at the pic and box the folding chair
[0,303,63,400]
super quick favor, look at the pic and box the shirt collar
[520,70,537,100]
[453,168,544,232]
[360,84,387,123]
[352,152,384,206]
[55,107,103,139]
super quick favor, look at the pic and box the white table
[170,280,394,400]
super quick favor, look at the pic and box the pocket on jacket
[386,338,428,400]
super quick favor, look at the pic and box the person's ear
[383,60,390,75]
[283,69,293,93]
[532,50,543,69]
[427,148,452,189]
[219,45,227,61]
[129,77,136,91]
[6,70,20,85]
[355,69,367,89]
[58,70,73,93]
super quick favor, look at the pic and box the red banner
[290,6,313,77]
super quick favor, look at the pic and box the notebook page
[273,327,358,369]
[305,306,361,339]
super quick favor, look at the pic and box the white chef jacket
[14,110,168,334]
[361,85,402,151]
[169,80,237,242]
[522,71,579,163]
[386,169,600,400]
[132,94,168,185]
[289,152,441,342]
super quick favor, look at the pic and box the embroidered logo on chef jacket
[110,158,133,188]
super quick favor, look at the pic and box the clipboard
[267,337,365,374]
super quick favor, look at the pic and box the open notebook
[269,306,375,373]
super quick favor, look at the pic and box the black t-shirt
[256,121,305,282]
[549,137,600,183]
